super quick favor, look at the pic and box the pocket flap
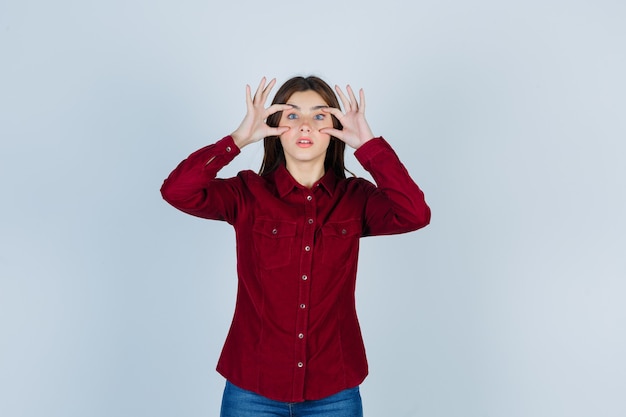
[321,219,361,238]
[253,219,297,238]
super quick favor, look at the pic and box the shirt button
[300,304,306,309]
[298,333,304,339]
[342,229,347,235]
[304,246,311,252]
[301,274,308,281]
[308,218,314,224]
[226,146,232,152]
[297,362,304,368]
[272,228,278,235]
[306,195,312,201]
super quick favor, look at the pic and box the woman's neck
[285,161,325,189]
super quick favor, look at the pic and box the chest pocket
[252,219,298,270]
[319,219,362,268]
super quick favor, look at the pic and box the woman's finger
[268,126,290,137]
[334,85,350,113]
[244,84,253,108]
[265,103,293,118]
[358,88,366,113]
[253,77,267,104]
[320,127,343,139]
[346,85,359,112]
[321,107,343,120]
[261,78,276,103]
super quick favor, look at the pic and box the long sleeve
[354,137,431,236]
[160,136,243,224]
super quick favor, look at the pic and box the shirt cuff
[354,137,394,165]
[192,136,241,174]
[217,136,241,158]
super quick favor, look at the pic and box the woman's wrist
[230,131,249,149]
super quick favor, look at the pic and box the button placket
[294,190,316,388]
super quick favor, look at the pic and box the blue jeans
[220,381,363,417]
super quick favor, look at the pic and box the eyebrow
[286,104,329,111]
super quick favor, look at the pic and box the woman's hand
[320,85,375,149]
[231,77,292,149]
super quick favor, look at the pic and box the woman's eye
[314,114,325,120]
[287,113,298,120]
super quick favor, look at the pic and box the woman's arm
[160,78,290,223]
[355,138,431,236]
[160,136,242,222]
[321,85,430,235]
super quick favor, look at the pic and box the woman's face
[278,90,333,169]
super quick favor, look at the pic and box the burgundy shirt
[160,136,430,402]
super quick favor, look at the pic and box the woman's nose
[299,121,311,132]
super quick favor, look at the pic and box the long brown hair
[259,76,348,179]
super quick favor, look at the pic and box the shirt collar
[273,164,337,198]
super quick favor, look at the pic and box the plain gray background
[1,1,625,416]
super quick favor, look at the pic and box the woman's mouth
[297,138,313,148]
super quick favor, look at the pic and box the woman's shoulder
[235,169,278,192]
[236,169,260,179]
[338,175,376,194]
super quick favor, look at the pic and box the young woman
[161,76,431,416]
